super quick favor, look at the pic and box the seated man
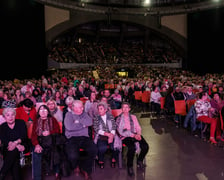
[116,102,149,177]
[64,100,97,180]
[103,89,117,109]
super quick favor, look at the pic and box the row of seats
[160,97,224,140]
[0,103,139,170]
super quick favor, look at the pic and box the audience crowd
[48,37,182,64]
[0,65,224,179]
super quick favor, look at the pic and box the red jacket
[16,106,37,123]
[31,116,60,146]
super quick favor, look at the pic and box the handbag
[20,152,25,167]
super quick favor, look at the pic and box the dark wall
[0,0,46,80]
[187,7,224,75]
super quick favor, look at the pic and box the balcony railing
[35,0,224,16]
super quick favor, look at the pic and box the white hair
[3,108,16,116]
[65,96,75,105]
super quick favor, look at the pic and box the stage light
[143,0,151,6]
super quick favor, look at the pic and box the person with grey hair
[64,100,97,180]
[110,89,122,109]
[62,96,75,135]
[93,102,120,169]
[0,108,29,180]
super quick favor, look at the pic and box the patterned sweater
[195,99,211,118]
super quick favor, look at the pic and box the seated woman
[1,93,17,109]
[110,89,122,109]
[53,91,65,106]
[93,102,120,169]
[0,108,29,180]
[99,96,112,114]
[210,92,224,141]
[150,86,162,118]
[84,91,98,120]
[116,102,149,177]
[31,104,61,180]
[46,98,63,122]
[195,91,218,144]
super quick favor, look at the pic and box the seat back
[110,84,115,89]
[141,91,150,103]
[134,91,142,101]
[111,109,122,118]
[27,123,33,139]
[58,121,63,134]
[174,100,187,116]
[0,109,3,115]
[160,97,166,110]
[220,110,224,130]
[80,97,88,105]
[58,106,65,111]
[104,84,110,89]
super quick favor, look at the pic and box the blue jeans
[32,148,60,180]
[32,150,42,180]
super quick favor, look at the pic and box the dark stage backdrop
[187,7,224,75]
[0,0,46,80]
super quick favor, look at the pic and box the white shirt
[150,91,162,104]
[98,114,115,135]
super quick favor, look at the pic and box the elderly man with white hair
[64,100,97,180]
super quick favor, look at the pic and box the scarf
[94,113,122,151]
[51,107,58,116]
[99,116,112,132]
[118,113,135,134]
[36,117,54,136]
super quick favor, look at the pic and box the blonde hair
[46,98,57,107]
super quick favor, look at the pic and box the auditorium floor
[16,111,224,180]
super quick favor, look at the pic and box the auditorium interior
[1,0,224,180]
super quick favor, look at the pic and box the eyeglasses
[39,109,48,112]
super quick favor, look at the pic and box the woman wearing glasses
[31,104,61,180]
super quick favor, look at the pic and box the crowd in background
[0,66,224,113]
[48,37,182,64]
